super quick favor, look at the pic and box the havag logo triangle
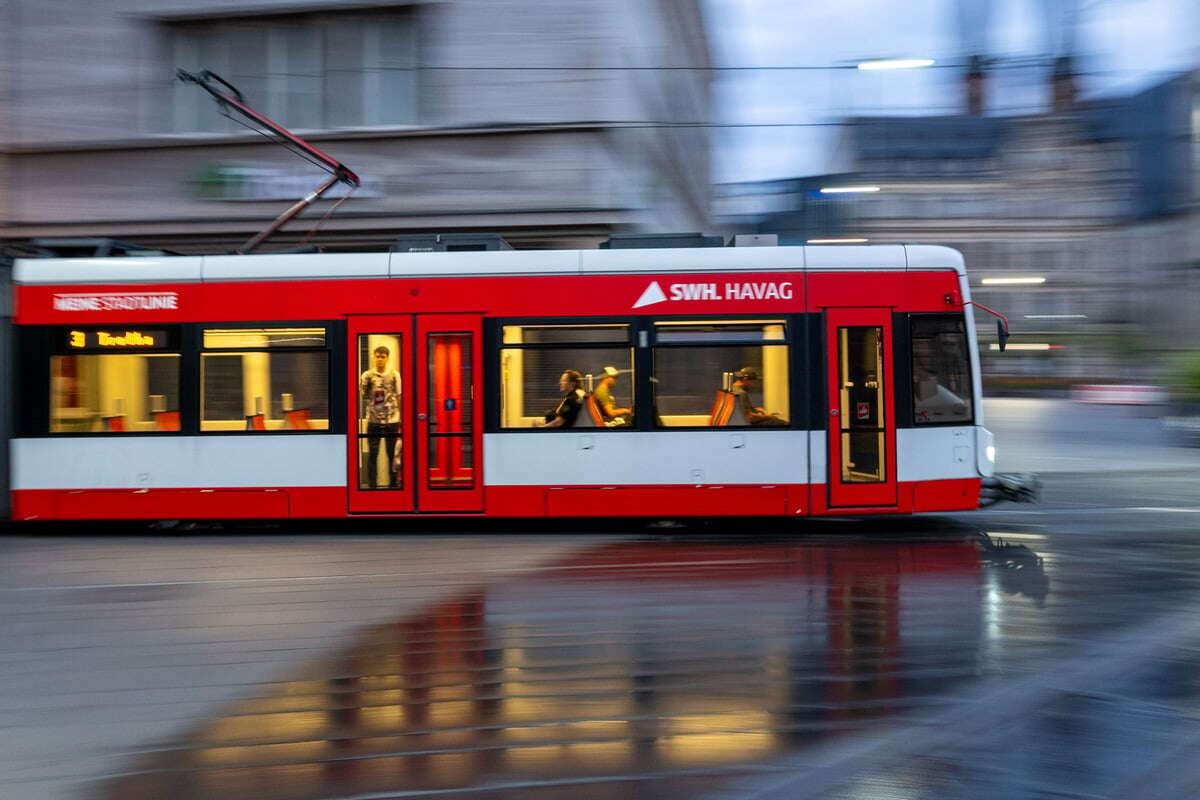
[632,281,668,308]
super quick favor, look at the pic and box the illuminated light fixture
[981,277,1046,286]
[807,238,869,244]
[989,343,1064,351]
[819,185,881,194]
[857,58,936,71]
[1024,314,1087,319]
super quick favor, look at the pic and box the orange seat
[584,395,605,426]
[285,409,311,430]
[102,415,127,432]
[153,410,180,431]
[708,390,725,422]
[245,414,266,431]
[708,391,735,427]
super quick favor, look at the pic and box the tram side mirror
[997,320,1010,352]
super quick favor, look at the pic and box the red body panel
[15,271,962,325]
[12,479,980,521]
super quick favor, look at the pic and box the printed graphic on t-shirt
[360,370,401,423]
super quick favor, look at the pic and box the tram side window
[911,315,973,425]
[50,354,181,433]
[201,327,330,431]
[652,320,790,428]
[499,324,634,429]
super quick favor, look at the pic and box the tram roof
[13,244,964,286]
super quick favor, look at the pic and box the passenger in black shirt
[539,370,585,428]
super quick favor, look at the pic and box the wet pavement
[90,489,1200,799]
[4,400,1200,799]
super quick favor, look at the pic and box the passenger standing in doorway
[360,345,402,488]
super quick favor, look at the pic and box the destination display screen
[65,329,171,350]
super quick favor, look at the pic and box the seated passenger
[731,367,788,427]
[593,366,632,426]
[912,352,968,422]
[538,370,585,428]
[914,375,968,422]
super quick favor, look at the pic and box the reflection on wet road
[100,526,1084,799]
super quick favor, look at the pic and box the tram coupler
[980,472,1041,507]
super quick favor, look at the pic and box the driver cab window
[911,315,973,425]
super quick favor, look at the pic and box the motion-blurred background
[0,0,1196,394]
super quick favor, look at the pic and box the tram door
[347,314,483,514]
[824,308,898,508]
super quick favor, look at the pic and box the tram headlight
[986,444,996,463]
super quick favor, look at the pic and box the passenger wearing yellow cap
[594,365,632,425]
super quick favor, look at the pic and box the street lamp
[857,58,936,71]
[981,277,1046,286]
[818,185,880,194]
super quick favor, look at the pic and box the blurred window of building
[948,196,975,217]
[873,195,893,218]
[1193,92,1199,202]
[200,327,330,432]
[167,9,417,133]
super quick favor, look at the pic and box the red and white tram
[8,240,997,521]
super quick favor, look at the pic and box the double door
[347,314,482,513]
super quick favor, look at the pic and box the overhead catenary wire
[3,61,1171,99]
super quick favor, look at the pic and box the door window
[838,326,885,483]
[426,333,475,490]
[356,334,403,490]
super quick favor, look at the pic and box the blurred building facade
[0,0,712,252]
[718,69,1200,387]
